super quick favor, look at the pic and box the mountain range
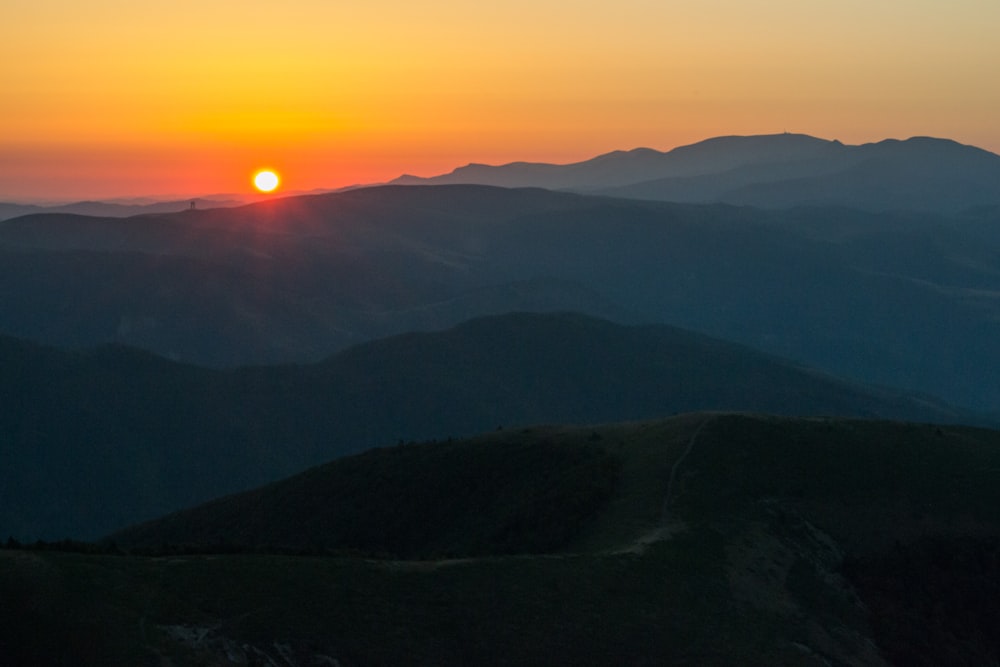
[4,132,1000,665]
[3,184,1000,411]
[393,133,1000,214]
[1,311,969,542]
[0,197,242,222]
[8,132,997,223]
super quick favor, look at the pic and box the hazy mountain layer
[3,185,999,411]
[0,312,967,542]
[394,133,1000,214]
[0,198,242,222]
[393,133,845,189]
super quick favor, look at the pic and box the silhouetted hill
[610,137,1000,214]
[109,414,1000,560]
[110,430,623,558]
[394,134,1000,214]
[4,184,1000,411]
[0,312,970,542]
[392,134,844,190]
[4,414,992,665]
[0,197,242,221]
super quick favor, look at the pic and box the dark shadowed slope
[0,312,972,542]
[63,414,1000,666]
[108,429,623,558]
[109,414,1000,558]
[290,311,965,434]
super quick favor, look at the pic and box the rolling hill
[0,311,971,542]
[3,184,1000,412]
[108,412,1000,559]
[4,414,999,665]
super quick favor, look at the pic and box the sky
[3,0,999,202]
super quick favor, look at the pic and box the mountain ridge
[0,310,976,542]
[4,184,1000,410]
[0,197,243,222]
[392,133,1000,213]
[393,133,840,189]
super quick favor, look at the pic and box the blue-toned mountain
[3,185,1000,410]
[0,312,971,541]
[395,134,1000,214]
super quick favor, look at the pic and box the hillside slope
[2,311,969,542]
[4,414,998,665]
[4,185,1000,412]
[109,412,1000,562]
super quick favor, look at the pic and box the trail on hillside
[390,416,719,565]
[616,416,715,554]
[660,416,713,527]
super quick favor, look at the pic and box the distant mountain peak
[387,132,1000,214]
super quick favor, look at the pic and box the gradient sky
[4,0,999,201]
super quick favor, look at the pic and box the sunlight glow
[253,170,280,192]
[5,0,1000,199]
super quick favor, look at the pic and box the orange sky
[3,0,999,201]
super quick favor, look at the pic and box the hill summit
[68,413,1000,666]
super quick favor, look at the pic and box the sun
[253,169,280,193]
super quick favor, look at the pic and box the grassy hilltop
[3,413,1000,665]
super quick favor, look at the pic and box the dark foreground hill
[3,414,999,665]
[4,184,1000,412]
[1,311,968,542]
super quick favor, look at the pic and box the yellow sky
[3,0,999,200]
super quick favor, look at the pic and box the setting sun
[253,170,280,193]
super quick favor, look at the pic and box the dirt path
[660,416,713,527]
[616,415,716,553]
[394,416,719,563]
